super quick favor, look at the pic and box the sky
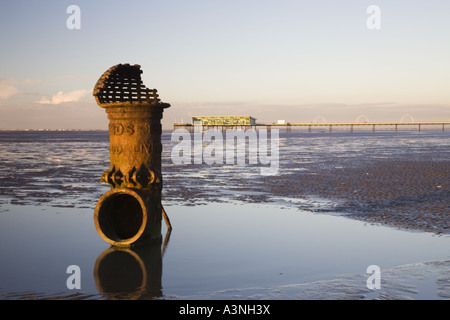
[0,0,449,129]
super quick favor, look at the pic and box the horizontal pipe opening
[96,192,144,243]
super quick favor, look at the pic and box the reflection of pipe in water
[93,242,165,300]
[92,64,171,247]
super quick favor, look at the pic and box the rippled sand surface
[162,129,449,234]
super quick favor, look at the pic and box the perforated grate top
[93,63,161,106]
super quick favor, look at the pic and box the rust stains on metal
[93,63,170,247]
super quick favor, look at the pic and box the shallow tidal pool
[1,201,449,300]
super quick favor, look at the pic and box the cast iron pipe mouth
[94,188,148,247]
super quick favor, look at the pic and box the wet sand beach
[263,159,450,234]
[1,130,449,300]
[162,158,449,234]
[162,130,449,235]
[0,130,448,235]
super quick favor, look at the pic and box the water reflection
[93,230,171,300]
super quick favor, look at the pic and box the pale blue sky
[0,0,449,129]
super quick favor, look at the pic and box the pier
[174,121,450,132]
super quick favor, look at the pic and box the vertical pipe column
[95,104,169,247]
[93,64,170,247]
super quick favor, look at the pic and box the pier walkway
[174,121,450,132]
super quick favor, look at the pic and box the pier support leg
[395,124,398,132]
[350,125,353,133]
[418,124,421,132]
[329,125,332,133]
[372,124,375,132]
[308,125,311,133]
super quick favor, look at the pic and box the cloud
[0,78,42,100]
[37,89,90,105]
[0,84,20,99]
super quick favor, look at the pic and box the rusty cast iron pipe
[93,64,170,247]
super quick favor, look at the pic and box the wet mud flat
[162,158,449,234]
[262,159,450,234]
[0,130,448,236]
[0,131,110,209]
[161,131,449,236]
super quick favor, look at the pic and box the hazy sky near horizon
[0,0,449,129]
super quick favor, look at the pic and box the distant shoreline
[0,128,108,132]
[1,127,450,132]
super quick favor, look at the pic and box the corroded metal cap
[93,63,170,108]
[93,63,170,191]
